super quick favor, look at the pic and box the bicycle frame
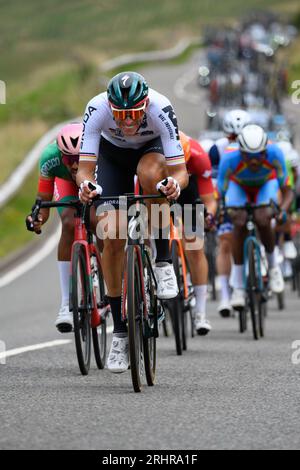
[227,203,276,292]
[243,232,264,292]
[30,199,105,329]
[121,194,162,329]
[170,220,189,300]
[71,208,103,328]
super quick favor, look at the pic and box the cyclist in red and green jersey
[26,123,90,333]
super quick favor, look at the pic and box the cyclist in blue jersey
[217,124,293,308]
[204,109,251,317]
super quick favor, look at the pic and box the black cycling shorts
[95,136,164,210]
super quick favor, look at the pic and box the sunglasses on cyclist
[110,102,147,121]
[62,154,79,166]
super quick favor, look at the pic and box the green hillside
[0,0,299,258]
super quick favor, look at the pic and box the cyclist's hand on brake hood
[156,177,181,201]
[26,214,43,234]
[79,180,102,203]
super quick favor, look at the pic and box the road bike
[120,193,166,393]
[165,213,196,355]
[30,197,110,375]
[227,203,275,340]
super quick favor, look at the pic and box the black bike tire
[277,291,285,311]
[206,232,217,301]
[170,240,183,355]
[126,246,143,393]
[259,301,267,338]
[247,240,260,341]
[91,254,107,370]
[143,254,156,387]
[239,308,247,333]
[72,244,91,375]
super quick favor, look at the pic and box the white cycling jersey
[80,88,184,166]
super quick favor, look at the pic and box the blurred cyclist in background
[179,131,217,335]
[204,109,251,317]
[218,124,293,308]
[275,132,300,277]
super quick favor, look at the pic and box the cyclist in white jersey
[77,71,188,373]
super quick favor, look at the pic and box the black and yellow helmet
[107,71,149,108]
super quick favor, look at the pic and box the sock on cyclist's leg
[284,233,292,242]
[58,261,70,307]
[266,251,277,269]
[218,275,231,301]
[232,264,244,289]
[108,296,127,336]
[194,285,207,314]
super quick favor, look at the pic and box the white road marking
[0,326,114,361]
[0,226,61,289]
[174,68,203,105]
[0,339,72,360]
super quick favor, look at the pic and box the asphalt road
[0,51,300,450]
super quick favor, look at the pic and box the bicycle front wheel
[143,250,157,387]
[71,244,91,375]
[125,245,144,393]
[247,241,261,341]
[91,253,107,370]
[169,240,184,355]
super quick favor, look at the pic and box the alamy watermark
[0,340,6,365]
[291,80,300,105]
[95,202,205,251]
[0,80,6,104]
[291,340,300,365]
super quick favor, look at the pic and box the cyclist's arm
[271,146,294,211]
[77,97,103,195]
[217,155,231,198]
[76,161,97,188]
[188,142,216,214]
[209,144,220,167]
[35,150,57,226]
[201,193,217,216]
[168,163,189,191]
[154,96,188,190]
[280,185,294,212]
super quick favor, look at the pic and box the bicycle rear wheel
[238,308,247,334]
[125,245,144,393]
[247,240,262,340]
[277,291,285,311]
[71,244,91,375]
[169,240,184,355]
[143,251,157,386]
[90,253,107,370]
[206,232,217,301]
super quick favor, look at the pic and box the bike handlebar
[29,193,167,225]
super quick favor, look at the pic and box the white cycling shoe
[155,262,179,300]
[283,241,297,260]
[107,335,129,374]
[55,305,73,333]
[194,313,212,336]
[231,288,246,309]
[218,300,232,318]
[269,266,285,294]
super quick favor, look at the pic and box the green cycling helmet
[107,71,149,109]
